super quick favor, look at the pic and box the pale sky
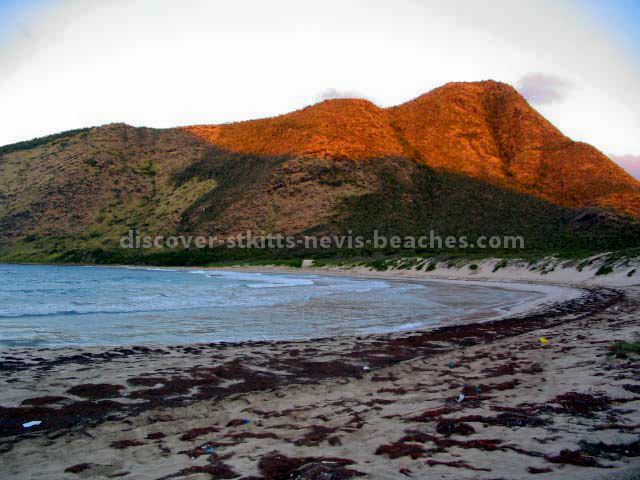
[1,0,638,176]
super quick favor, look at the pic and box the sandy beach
[2,0,639,478]
[1,266,639,479]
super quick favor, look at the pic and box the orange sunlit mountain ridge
[184,80,640,218]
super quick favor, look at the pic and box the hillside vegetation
[1,81,639,265]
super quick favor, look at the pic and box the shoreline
[2,248,638,289]
[1,282,639,478]
[205,265,585,320]
[205,253,640,287]
[0,264,585,351]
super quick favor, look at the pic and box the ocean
[0,264,542,348]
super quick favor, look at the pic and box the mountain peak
[184,95,404,160]
[182,80,639,216]
[311,96,378,108]
[396,80,520,107]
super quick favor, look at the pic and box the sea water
[0,264,542,348]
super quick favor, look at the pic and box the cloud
[316,88,367,101]
[517,73,573,105]
[1,1,639,155]
[611,154,640,180]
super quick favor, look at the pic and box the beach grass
[609,339,640,357]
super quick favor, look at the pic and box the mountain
[184,81,640,217]
[0,80,638,263]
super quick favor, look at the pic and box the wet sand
[0,276,639,479]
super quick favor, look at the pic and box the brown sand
[0,274,639,479]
